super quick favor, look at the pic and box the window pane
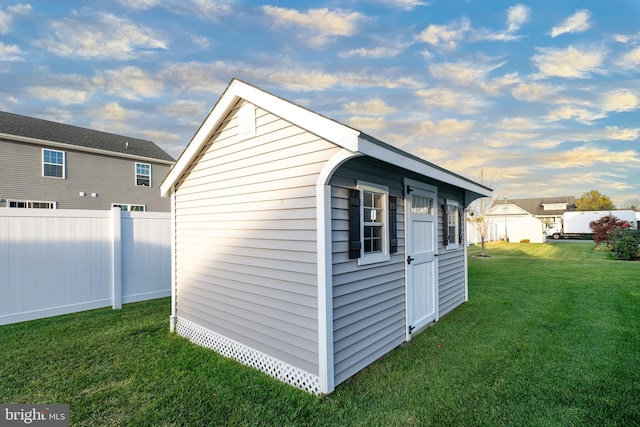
[363,225,383,253]
[412,195,433,215]
[44,164,63,177]
[373,193,383,208]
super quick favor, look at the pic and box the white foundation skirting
[176,316,320,394]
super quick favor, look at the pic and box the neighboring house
[485,201,545,243]
[0,111,175,212]
[484,196,576,243]
[160,79,492,394]
[505,196,576,225]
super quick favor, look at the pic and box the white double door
[405,179,438,338]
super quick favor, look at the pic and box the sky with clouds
[1,0,639,206]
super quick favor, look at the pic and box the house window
[135,163,151,187]
[357,181,390,265]
[112,203,146,212]
[42,149,65,178]
[542,203,567,211]
[8,199,56,209]
[445,201,461,249]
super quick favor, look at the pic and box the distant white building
[485,201,546,243]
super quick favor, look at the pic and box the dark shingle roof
[0,111,174,162]
[493,196,576,216]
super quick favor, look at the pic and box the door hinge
[408,325,415,335]
[406,185,413,194]
[407,256,415,264]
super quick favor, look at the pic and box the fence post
[111,207,122,309]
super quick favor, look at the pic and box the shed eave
[355,135,493,200]
[161,78,492,200]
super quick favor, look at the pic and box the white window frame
[7,199,57,209]
[357,181,390,265]
[112,203,146,212]
[42,148,65,179]
[446,200,461,250]
[135,162,151,187]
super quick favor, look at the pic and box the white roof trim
[161,78,492,198]
[356,137,491,197]
[486,203,531,216]
[161,79,359,196]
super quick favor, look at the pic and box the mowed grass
[1,241,639,426]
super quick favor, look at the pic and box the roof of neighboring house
[493,196,576,216]
[161,78,493,200]
[0,111,174,163]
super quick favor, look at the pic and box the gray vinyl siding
[0,138,171,211]
[329,157,468,386]
[174,100,342,375]
[437,188,466,317]
[330,158,407,386]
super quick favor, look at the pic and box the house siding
[437,188,466,317]
[330,158,407,386]
[0,138,171,211]
[329,157,467,386]
[173,100,342,375]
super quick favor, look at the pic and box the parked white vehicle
[546,210,637,239]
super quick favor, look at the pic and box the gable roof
[493,196,576,216]
[161,78,492,200]
[0,111,174,164]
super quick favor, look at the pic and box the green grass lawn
[1,241,639,426]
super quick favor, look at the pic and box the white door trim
[404,178,439,340]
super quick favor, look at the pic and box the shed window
[357,181,390,265]
[136,163,151,187]
[444,200,461,249]
[42,149,65,178]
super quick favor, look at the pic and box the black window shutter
[442,200,449,247]
[348,188,361,259]
[458,207,464,244]
[389,196,398,253]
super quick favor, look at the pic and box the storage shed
[160,79,492,394]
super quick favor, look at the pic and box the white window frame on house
[357,181,390,265]
[446,200,461,250]
[135,162,151,187]
[112,203,146,212]
[7,199,57,209]
[42,148,65,179]
[542,203,567,211]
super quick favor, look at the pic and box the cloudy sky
[1,0,639,206]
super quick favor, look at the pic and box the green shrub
[590,215,629,248]
[613,229,640,260]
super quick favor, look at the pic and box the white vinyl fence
[466,220,502,245]
[0,208,171,325]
